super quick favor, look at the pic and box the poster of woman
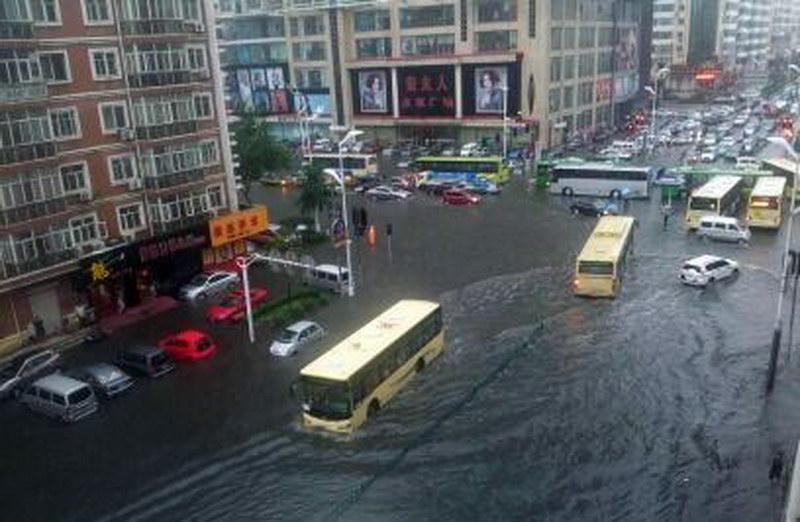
[250,68,268,111]
[359,71,387,113]
[266,67,285,90]
[475,66,506,114]
[236,70,253,112]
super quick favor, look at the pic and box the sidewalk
[99,296,180,335]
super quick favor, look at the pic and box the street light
[790,64,800,103]
[766,135,800,393]
[501,86,509,160]
[647,68,670,153]
[331,128,363,298]
[235,256,256,344]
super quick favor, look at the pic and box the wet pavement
[4,170,800,522]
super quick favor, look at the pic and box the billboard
[614,27,640,102]
[358,70,388,113]
[226,65,292,115]
[293,92,332,117]
[474,66,508,114]
[398,66,456,117]
[461,61,521,117]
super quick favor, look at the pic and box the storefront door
[28,286,61,335]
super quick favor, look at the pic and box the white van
[20,373,98,423]
[735,157,760,170]
[307,264,350,294]
[460,143,479,157]
[696,215,751,243]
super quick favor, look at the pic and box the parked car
[679,255,739,288]
[67,363,133,399]
[206,287,270,323]
[569,199,618,216]
[365,185,411,200]
[19,374,98,423]
[0,349,60,400]
[179,271,240,300]
[442,189,481,205]
[312,139,333,152]
[700,149,717,163]
[460,142,479,157]
[118,346,176,378]
[653,171,686,187]
[696,215,751,243]
[158,330,217,361]
[269,321,325,357]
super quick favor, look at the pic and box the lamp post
[766,135,799,393]
[235,256,256,344]
[332,129,363,298]
[646,67,670,153]
[790,64,800,104]
[501,86,509,160]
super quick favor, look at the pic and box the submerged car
[68,363,133,399]
[569,199,619,216]
[442,189,481,205]
[269,321,325,357]
[365,185,411,200]
[118,346,176,378]
[0,349,60,400]
[179,271,240,300]
[679,255,739,288]
[158,330,217,361]
[206,287,270,323]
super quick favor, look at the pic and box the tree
[231,114,292,203]
[296,163,331,233]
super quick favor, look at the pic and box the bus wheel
[368,399,381,418]
[610,189,621,199]
[562,187,574,197]
[415,357,426,373]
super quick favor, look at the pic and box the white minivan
[696,215,751,243]
[20,373,98,423]
[307,264,350,294]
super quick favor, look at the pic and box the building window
[193,93,213,119]
[82,0,112,25]
[356,37,391,59]
[476,30,517,52]
[207,184,224,208]
[117,203,145,233]
[401,34,455,57]
[562,27,575,49]
[579,27,595,48]
[60,162,87,193]
[99,102,128,134]
[597,51,612,74]
[70,214,100,244]
[293,67,326,88]
[219,17,284,39]
[477,0,516,23]
[549,88,561,112]
[550,57,561,82]
[200,140,218,164]
[563,85,574,109]
[563,55,575,79]
[90,48,120,80]
[551,0,563,21]
[221,43,287,66]
[578,81,593,105]
[551,27,562,50]
[187,45,206,71]
[290,15,324,37]
[108,154,137,184]
[598,27,613,47]
[400,5,455,29]
[564,0,577,20]
[31,0,60,24]
[528,0,536,37]
[0,51,41,85]
[353,9,390,32]
[578,53,595,77]
[49,107,80,139]
[292,42,326,62]
[39,51,70,83]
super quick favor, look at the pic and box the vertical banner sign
[358,70,389,113]
[398,66,456,117]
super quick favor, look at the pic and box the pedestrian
[663,212,669,230]
[769,451,784,482]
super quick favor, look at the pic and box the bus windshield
[578,261,614,275]
[300,377,352,420]
[690,197,717,211]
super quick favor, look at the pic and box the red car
[158,330,217,361]
[442,189,481,205]
[205,287,269,323]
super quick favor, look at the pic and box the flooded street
[4,181,800,522]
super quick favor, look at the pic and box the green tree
[232,114,292,202]
[296,163,331,232]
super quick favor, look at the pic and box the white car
[179,271,240,300]
[679,255,739,287]
[269,321,325,356]
[460,142,479,157]
[700,149,717,162]
[365,185,411,200]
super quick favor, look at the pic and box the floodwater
[4,179,800,522]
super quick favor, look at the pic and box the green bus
[413,156,510,184]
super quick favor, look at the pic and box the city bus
[574,216,635,298]
[297,299,444,434]
[685,175,744,229]
[549,162,653,198]
[304,153,378,180]
[761,157,798,196]
[413,156,510,184]
[747,176,786,229]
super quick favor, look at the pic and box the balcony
[121,20,204,35]
[0,249,77,279]
[152,212,211,235]
[143,167,206,190]
[0,194,87,227]
[0,21,34,39]
[0,82,47,103]
[127,70,192,88]
[136,121,198,140]
[0,142,56,166]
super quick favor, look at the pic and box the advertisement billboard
[398,66,456,117]
[474,66,508,114]
[293,92,332,117]
[358,70,388,113]
[226,65,292,115]
[461,61,521,117]
[613,27,640,102]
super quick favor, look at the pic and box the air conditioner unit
[118,128,136,141]
[128,178,142,190]
[78,192,91,201]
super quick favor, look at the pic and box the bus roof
[690,175,742,199]
[577,216,635,264]
[305,153,376,159]
[415,156,503,163]
[761,157,797,175]
[300,300,440,382]
[751,176,787,197]
[673,166,772,177]
[554,162,652,172]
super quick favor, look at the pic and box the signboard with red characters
[398,66,456,117]
[209,206,269,248]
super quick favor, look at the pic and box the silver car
[0,349,60,400]
[179,271,240,300]
[68,363,134,399]
[20,374,98,423]
[269,321,325,357]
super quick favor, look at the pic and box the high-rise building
[216,0,644,151]
[770,0,800,61]
[0,0,237,353]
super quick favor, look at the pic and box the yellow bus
[574,216,635,298]
[747,176,786,229]
[685,175,744,229]
[304,153,379,181]
[297,300,444,434]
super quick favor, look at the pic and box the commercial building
[769,0,800,61]
[0,0,238,354]
[216,0,644,151]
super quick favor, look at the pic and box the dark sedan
[569,199,618,217]
[68,363,134,399]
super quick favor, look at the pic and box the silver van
[20,374,98,423]
[697,215,751,243]
[307,264,349,294]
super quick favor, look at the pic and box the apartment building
[216,0,644,151]
[770,0,800,61]
[0,0,237,353]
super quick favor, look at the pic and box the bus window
[578,261,614,275]
[690,198,717,211]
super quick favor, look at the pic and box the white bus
[685,175,744,229]
[549,162,653,199]
[747,176,786,229]
[304,153,378,180]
